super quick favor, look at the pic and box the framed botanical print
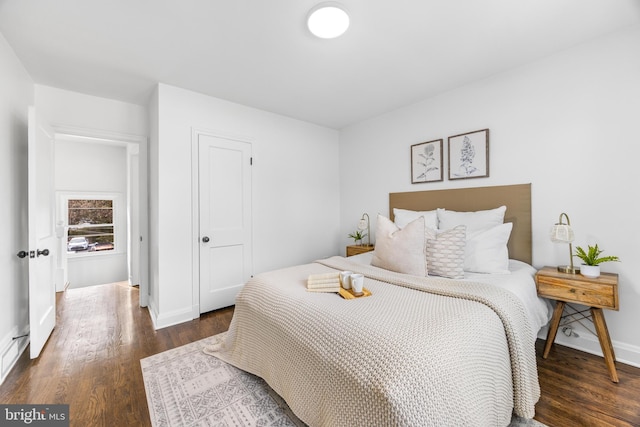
[448,129,489,180]
[411,139,443,184]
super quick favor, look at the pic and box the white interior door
[27,106,56,359]
[198,133,252,313]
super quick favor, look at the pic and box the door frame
[51,125,149,306]
[190,128,254,319]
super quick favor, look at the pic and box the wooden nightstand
[535,266,619,382]
[346,245,375,257]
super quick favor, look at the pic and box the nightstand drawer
[346,245,374,257]
[536,276,617,309]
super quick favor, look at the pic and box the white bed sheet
[348,251,553,339]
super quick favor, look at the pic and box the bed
[208,183,552,426]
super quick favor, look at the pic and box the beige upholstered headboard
[389,183,532,264]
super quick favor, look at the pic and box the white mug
[350,273,364,293]
[340,271,353,289]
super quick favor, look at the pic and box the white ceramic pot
[581,264,600,278]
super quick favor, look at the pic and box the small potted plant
[348,230,367,246]
[573,244,620,278]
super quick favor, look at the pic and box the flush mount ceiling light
[307,3,350,39]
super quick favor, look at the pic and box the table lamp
[358,213,370,247]
[550,212,579,274]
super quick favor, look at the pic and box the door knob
[16,250,28,259]
[37,249,50,257]
[202,236,210,243]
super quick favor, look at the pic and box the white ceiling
[1,0,639,129]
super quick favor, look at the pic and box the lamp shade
[550,223,574,243]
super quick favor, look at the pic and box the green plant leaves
[574,244,620,266]
[348,230,367,241]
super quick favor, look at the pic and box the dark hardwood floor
[0,282,638,426]
[0,282,233,426]
[535,340,640,427]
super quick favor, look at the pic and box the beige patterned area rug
[141,333,547,427]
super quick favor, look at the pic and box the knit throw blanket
[207,256,540,426]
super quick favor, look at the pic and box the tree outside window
[67,199,115,253]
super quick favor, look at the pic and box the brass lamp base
[557,265,580,274]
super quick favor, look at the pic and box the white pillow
[437,206,506,235]
[371,215,427,276]
[465,223,512,274]
[425,225,466,279]
[393,208,438,230]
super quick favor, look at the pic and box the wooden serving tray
[339,287,371,299]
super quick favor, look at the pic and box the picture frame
[411,139,443,184]
[448,129,489,180]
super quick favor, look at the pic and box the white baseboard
[0,326,30,386]
[538,326,640,368]
[147,298,159,329]
[147,300,194,330]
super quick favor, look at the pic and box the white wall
[0,31,33,384]
[149,83,341,328]
[34,85,148,137]
[339,24,640,366]
[55,140,128,288]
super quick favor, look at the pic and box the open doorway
[56,140,127,289]
[51,127,148,306]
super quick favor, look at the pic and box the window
[67,199,115,253]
